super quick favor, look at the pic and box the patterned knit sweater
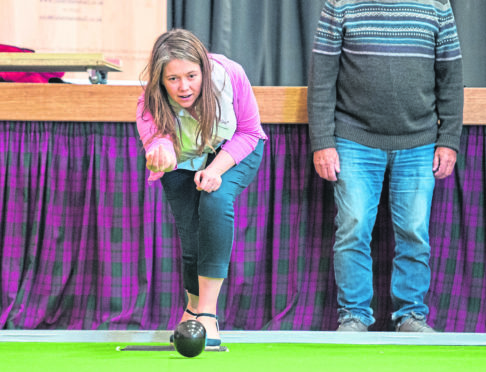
[308,0,464,152]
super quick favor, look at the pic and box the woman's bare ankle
[179,306,198,323]
[196,315,219,339]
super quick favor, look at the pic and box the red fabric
[0,44,65,83]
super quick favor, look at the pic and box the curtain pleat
[1,122,485,332]
[428,126,486,332]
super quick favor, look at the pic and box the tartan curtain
[1,121,485,332]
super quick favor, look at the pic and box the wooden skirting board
[0,84,484,125]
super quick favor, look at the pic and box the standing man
[308,0,463,331]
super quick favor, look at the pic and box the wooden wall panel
[0,0,166,82]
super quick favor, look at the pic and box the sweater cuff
[310,136,336,152]
[436,133,461,153]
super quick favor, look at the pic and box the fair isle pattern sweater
[307,0,464,152]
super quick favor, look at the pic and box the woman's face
[162,59,202,114]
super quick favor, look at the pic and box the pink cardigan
[136,53,267,183]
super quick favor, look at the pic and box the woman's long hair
[140,29,220,157]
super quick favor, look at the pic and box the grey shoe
[337,318,368,332]
[396,317,436,332]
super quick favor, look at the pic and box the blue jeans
[161,140,264,296]
[333,138,436,327]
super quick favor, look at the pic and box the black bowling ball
[173,320,207,357]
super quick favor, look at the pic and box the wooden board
[464,88,486,125]
[0,84,484,125]
[0,53,122,72]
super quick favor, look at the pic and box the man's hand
[433,147,457,179]
[146,145,176,173]
[313,148,340,181]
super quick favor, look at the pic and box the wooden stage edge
[1,330,485,346]
[0,84,485,125]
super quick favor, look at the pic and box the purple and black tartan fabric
[0,121,484,332]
